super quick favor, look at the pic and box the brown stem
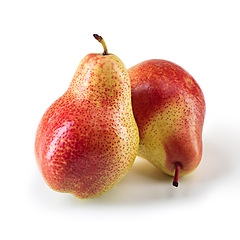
[93,34,108,55]
[173,162,181,187]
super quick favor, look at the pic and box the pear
[128,59,205,187]
[35,35,139,199]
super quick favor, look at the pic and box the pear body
[128,59,205,176]
[35,53,139,199]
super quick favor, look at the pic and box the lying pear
[128,59,205,186]
[35,35,139,199]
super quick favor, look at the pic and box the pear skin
[128,59,205,186]
[35,35,139,199]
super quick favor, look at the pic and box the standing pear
[35,35,139,199]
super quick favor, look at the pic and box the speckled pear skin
[128,59,205,176]
[35,53,139,199]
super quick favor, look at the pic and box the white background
[1,0,240,239]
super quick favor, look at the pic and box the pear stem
[173,162,181,187]
[93,34,108,55]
